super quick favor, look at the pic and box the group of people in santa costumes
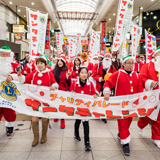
[1,44,160,155]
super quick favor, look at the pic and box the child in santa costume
[103,55,144,156]
[134,55,144,73]
[92,52,116,96]
[23,54,35,75]
[140,55,146,64]
[70,57,81,82]
[0,46,20,136]
[80,52,89,67]
[52,53,70,129]
[70,67,97,151]
[87,54,99,76]
[17,54,58,147]
[137,47,160,148]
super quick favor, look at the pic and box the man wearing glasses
[103,55,144,156]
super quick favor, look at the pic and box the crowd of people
[0,45,160,156]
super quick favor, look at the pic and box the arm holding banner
[49,72,59,90]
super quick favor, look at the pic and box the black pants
[74,119,89,144]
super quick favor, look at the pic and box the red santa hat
[140,55,145,58]
[98,54,104,58]
[92,54,98,59]
[104,52,112,57]
[58,53,66,63]
[136,55,140,58]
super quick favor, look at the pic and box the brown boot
[31,121,39,147]
[40,120,49,144]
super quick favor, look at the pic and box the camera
[15,66,23,72]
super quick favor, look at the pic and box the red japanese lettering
[59,105,75,116]
[75,99,84,105]
[75,107,91,116]
[24,98,41,111]
[92,112,105,118]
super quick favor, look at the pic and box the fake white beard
[92,60,99,65]
[103,58,111,69]
[0,57,13,77]
[155,56,160,72]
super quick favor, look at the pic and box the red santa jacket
[67,61,73,72]
[23,63,35,75]
[70,79,96,95]
[92,62,116,94]
[103,69,144,96]
[20,68,58,87]
[134,61,144,73]
[11,62,19,74]
[70,67,80,79]
[140,61,159,90]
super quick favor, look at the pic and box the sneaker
[54,119,58,122]
[74,133,81,141]
[6,127,12,136]
[138,127,143,135]
[117,133,120,140]
[123,144,130,156]
[60,120,65,129]
[85,141,91,151]
[153,140,160,148]
[101,119,107,124]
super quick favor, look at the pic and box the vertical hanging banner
[112,0,134,51]
[77,33,82,54]
[56,32,63,54]
[69,38,76,58]
[145,30,154,62]
[151,35,157,52]
[89,30,100,59]
[132,24,142,59]
[101,21,107,51]
[37,13,48,54]
[28,9,48,57]
[122,38,127,58]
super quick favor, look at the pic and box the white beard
[103,58,111,69]
[0,57,13,77]
[92,60,99,66]
[155,56,160,72]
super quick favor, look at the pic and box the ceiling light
[151,0,154,1]
[132,14,134,16]
[150,12,153,15]
[31,2,34,5]
[140,7,143,10]
[113,28,114,29]
[9,1,12,4]
[109,31,111,33]
[113,13,116,16]
[143,16,146,19]
[153,16,157,19]
[146,12,149,16]
[109,18,111,20]
[24,15,26,17]
[18,9,20,12]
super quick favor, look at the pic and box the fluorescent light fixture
[9,1,12,4]
[31,2,34,5]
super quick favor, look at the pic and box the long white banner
[0,76,159,120]
[56,32,63,54]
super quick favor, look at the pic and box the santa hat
[92,54,98,59]
[25,53,30,57]
[38,54,49,64]
[122,55,134,63]
[154,47,160,55]
[140,55,145,58]
[58,53,66,63]
[104,52,112,57]
[98,54,104,58]
[136,55,140,58]
[0,46,11,53]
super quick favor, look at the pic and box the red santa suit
[11,61,19,74]
[134,61,143,73]
[18,68,58,88]
[138,61,160,140]
[103,69,143,144]
[67,61,73,72]
[81,61,89,67]
[70,66,80,82]
[92,63,116,95]
[23,62,35,75]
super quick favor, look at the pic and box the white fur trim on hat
[123,57,134,63]
[104,52,111,57]
[98,54,104,58]
[0,49,11,53]
[58,57,66,63]
[154,48,160,55]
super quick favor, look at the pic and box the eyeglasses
[125,62,134,65]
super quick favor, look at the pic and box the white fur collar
[37,68,50,73]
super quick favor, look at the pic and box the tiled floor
[0,119,159,160]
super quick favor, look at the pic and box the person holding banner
[103,55,144,156]
[17,54,59,147]
[134,55,144,73]
[70,67,97,151]
[53,53,70,129]
[138,47,160,148]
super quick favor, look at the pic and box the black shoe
[117,133,120,140]
[6,127,12,136]
[123,144,130,156]
[85,141,91,151]
[74,133,81,141]
[101,119,107,124]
